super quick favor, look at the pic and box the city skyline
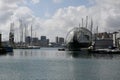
[0,0,120,42]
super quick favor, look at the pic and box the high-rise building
[56,36,59,43]
[40,36,49,47]
[47,39,49,45]
[32,37,39,46]
[55,36,64,44]
[25,36,31,44]
[59,37,64,44]
[55,36,64,47]
[32,37,38,43]
[41,36,46,41]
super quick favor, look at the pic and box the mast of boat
[90,18,93,41]
[96,26,98,39]
[19,19,24,45]
[35,32,36,38]
[90,18,93,33]
[24,24,27,40]
[82,18,84,27]
[79,23,80,28]
[85,16,88,28]
[30,25,33,46]
[24,23,28,46]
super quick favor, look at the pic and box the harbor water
[0,48,120,80]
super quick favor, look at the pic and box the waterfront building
[94,39,113,49]
[25,36,31,44]
[32,37,39,46]
[113,31,120,48]
[39,36,49,47]
[55,36,64,44]
[41,36,46,41]
[96,32,113,39]
[55,36,64,46]
[49,42,58,47]
[56,36,59,43]
[59,37,64,44]
[92,32,114,49]
[47,39,49,45]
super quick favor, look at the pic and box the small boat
[58,48,65,51]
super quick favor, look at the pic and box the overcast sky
[0,0,120,42]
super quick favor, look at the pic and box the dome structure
[65,27,92,50]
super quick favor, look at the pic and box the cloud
[94,0,120,32]
[39,6,93,41]
[31,0,40,4]
[106,16,120,31]
[39,0,120,41]
[0,0,33,41]
[0,0,120,42]
[45,12,51,18]
[0,0,18,24]
[52,0,63,3]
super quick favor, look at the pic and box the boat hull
[15,46,40,49]
[67,42,91,51]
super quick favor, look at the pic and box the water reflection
[67,51,120,59]
[20,50,33,56]
[16,49,68,59]
[0,52,14,56]
[0,52,7,56]
[1,49,120,60]
[0,49,120,80]
[8,52,14,56]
